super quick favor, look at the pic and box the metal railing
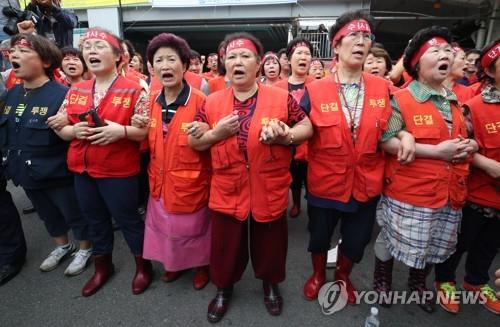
[297,32,332,59]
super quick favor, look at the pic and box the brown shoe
[132,256,153,295]
[263,282,283,316]
[207,287,233,323]
[82,254,114,297]
[193,266,210,290]
[161,270,184,283]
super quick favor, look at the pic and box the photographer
[17,0,77,48]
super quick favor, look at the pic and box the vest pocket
[177,134,200,164]
[411,127,441,142]
[314,119,343,149]
[388,165,439,196]
[261,168,291,216]
[23,123,52,146]
[25,154,71,182]
[308,153,348,197]
[210,173,239,212]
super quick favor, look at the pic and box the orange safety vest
[208,76,227,94]
[66,76,143,178]
[307,73,392,203]
[204,84,292,221]
[452,83,475,104]
[203,71,217,80]
[184,71,203,91]
[274,76,315,161]
[383,88,470,209]
[148,87,211,213]
[465,94,500,209]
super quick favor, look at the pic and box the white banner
[152,0,297,7]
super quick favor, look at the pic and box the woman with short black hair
[1,34,91,277]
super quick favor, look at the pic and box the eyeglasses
[345,32,375,42]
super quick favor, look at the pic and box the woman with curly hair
[374,26,478,313]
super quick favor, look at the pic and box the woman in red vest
[442,45,475,103]
[189,32,312,323]
[300,10,397,304]
[434,39,500,315]
[374,26,478,313]
[53,28,152,297]
[207,42,230,94]
[259,52,281,86]
[275,37,315,218]
[131,33,212,291]
[309,59,325,79]
[60,47,86,87]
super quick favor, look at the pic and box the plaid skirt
[376,195,461,269]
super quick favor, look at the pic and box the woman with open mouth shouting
[374,26,478,313]
[189,32,312,323]
[132,33,212,292]
[1,34,91,279]
[59,47,87,87]
[259,52,281,86]
[275,37,315,219]
[300,10,396,305]
[434,38,500,316]
[52,28,152,297]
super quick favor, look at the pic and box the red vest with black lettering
[307,73,392,203]
[208,76,227,94]
[148,87,211,213]
[204,84,292,221]
[465,94,500,209]
[66,76,143,178]
[384,88,470,209]
[274,76,315,161]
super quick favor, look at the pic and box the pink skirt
[143,196,211,271]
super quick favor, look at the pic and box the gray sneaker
[64,249,92,276]
[39,243,76,272]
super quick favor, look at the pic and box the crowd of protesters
[0,6,499,324]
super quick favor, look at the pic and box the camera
[2,6,39,36]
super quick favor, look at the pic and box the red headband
[410,37,448,69]
[218,47,225,59]
[291,42,310,55]
[82,29,121,51]
[226,38,257,55]
[262,52,279,64]
[481,43,500,70]
[311,59,322,66]
[452,46,462,55]
[14,38,32,49]
[332,20,371,47]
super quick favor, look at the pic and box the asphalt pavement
[1,183,498,327]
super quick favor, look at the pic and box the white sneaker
[39,243,76,272]
[64,249,92,276]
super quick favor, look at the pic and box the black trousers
[25,185,88,241]
[307,197,378,263]
[74,173,144,256]
[0,178,26,266]
[435,205,500,285]
[290,160,307,191]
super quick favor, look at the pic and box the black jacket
[25,3,77,47]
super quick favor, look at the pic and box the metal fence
[297,32,332,59]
